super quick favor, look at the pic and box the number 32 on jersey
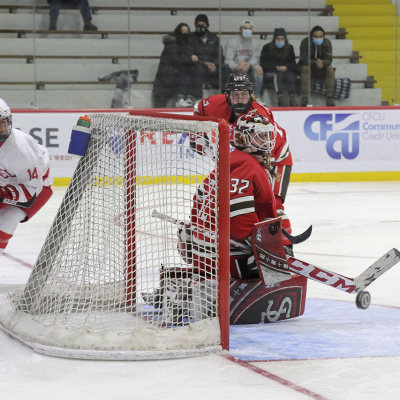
[230,178,250,194]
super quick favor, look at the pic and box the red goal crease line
[223,355,330,400]
[2,253,34,269]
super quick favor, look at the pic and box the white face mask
[242,29,252,39]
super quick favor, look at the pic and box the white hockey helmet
[0,98,12,142]
[232,109,276,155]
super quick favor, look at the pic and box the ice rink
[1,181,400,400]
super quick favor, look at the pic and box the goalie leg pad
[230,254,260,279]
[229,274,307,324]
[159,267,193,325]
[191,274,217,321]
[251,217,291,286]
[144,267,216,325]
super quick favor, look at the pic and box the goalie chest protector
[229,274,307,324]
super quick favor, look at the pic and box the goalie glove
[189,133,213,158]
[177,227,193,264]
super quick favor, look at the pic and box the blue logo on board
[304,114,360,160]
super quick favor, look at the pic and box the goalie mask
[225,73,254,114]
[0,98,12,142]
[233,110,277,168]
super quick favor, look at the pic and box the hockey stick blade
[287,248,400,294]
[282,225,312,245]
[353,248,400,292]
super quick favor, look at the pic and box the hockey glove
[0,185,19,201]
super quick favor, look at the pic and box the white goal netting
[0,112,229,360]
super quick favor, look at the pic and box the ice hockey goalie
[146,111,307,325]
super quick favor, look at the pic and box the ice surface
[1,182,400,400]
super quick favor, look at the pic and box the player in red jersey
[194,73,293,250]
[185,110,283,279]
[145,111,289,323]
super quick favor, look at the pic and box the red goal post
[0,110,231,360]
[127,110,231,351]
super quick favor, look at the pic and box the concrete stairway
[330,0,399,104]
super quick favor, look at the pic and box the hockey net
[0,111,230,360]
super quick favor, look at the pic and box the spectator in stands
[153,23,201,108]
[48,0,97,31]
[188,14,226,97]
[224,20,264,104]
[298,25,335,106]
[260,28,299,107]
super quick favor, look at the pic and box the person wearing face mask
[153,23,200,108]
[187,14,225,98]
[224,20,265,105]
[298,25,336,107]
[260,28,299,107]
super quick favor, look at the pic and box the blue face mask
[242,29,252,39]
[275,41,285,49]
[313,38,324,46]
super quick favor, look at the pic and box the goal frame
[127,110,231,351]
[0,110,231,358]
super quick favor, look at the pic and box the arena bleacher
[0,0,383,108]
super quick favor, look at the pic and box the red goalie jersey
[190,149,277,277]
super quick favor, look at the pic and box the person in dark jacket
[260,28,299,107]
[298,25,335,107]
[153,23,200,108]
[188,14,226,96]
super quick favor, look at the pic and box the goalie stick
[287,248,400,294]
[282,225,312,245]
[151,210,310,246]
[152,210,400,295]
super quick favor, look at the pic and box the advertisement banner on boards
[273,108,400,173]
[11,108,400,179]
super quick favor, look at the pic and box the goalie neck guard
[232,110,276,155]
[225,73,254,114]
[0,98,12,142]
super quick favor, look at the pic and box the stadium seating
[0,0,384,108]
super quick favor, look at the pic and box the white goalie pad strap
[251,217,291,286]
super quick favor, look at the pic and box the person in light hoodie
[224,20,265,104]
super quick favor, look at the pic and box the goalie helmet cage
[0,111,230,360]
